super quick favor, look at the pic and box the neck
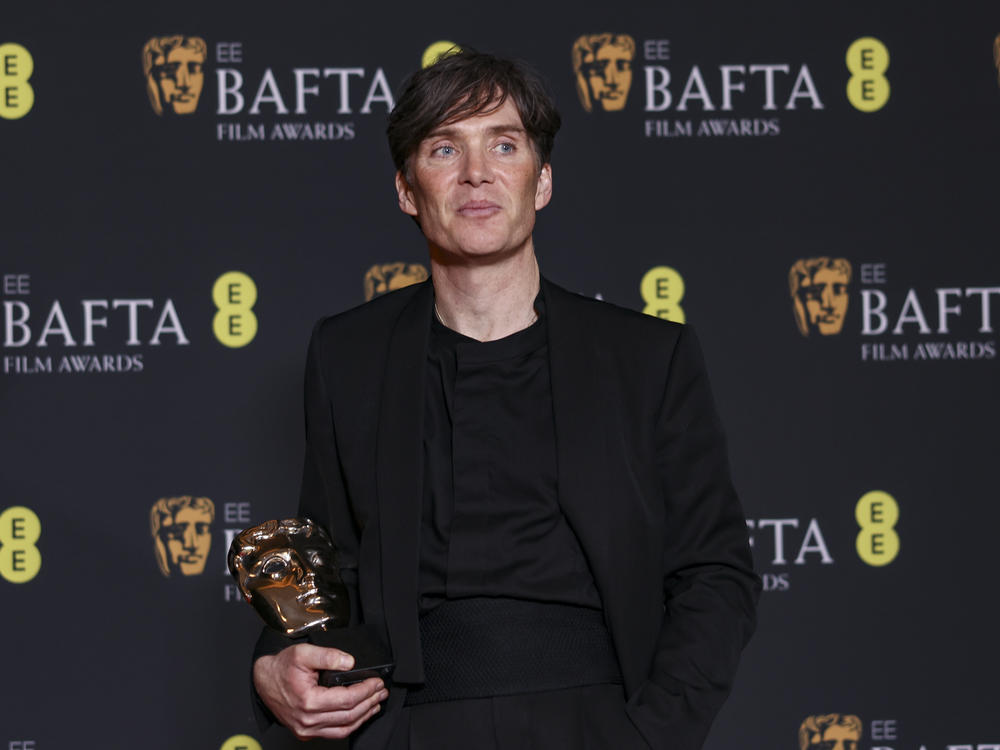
[429,245,540,342]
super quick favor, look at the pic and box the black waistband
[404,597,621,706]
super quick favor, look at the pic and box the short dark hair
[387,49,561,175]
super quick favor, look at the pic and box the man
[142,35,206,116]
[789,257,853,337]
[253,50,758,748]
[150,495,214,577]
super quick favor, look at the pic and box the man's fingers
[254,647,386,741]
[287,682,388,740]
[288,643,355,672]
[296,686,387,731]
[294,703,383,741]
[301,677,386,713]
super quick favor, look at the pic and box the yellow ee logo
[846,37,889,112]
[0,506,42,583]
[855,490,899,566]
[212,271,258,348]
[219,735,261,750]
[422,41,462,69]
[0,43,35,120]
[640,266,686,323]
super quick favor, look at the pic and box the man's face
[584,43,632,111]
[159,505,212,575]
[808,724,860,750]
[242,532,348,632]
[797,267,850,335]
[153,45,204,114]
[396,99,552,262]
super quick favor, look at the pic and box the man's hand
[253,644,389,740]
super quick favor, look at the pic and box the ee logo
[219,735,261,750]
[422,41,461,69]
[0,506,42,583]
[640,266,686,324]
[855,490,899,566]
[846,37,889,112]
[213,271,258,348]
[0,43,34,120]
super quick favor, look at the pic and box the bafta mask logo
[572,33,636,112]
[789,257,853,337]
[228,518,350,636]
[994,34,1000,87]
[799,714,862,750]
[363,262,429,301]
[142,35,207,116]
[151,496,215,577]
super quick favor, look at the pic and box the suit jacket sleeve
[249,319,363,730]
[627,325,760,750]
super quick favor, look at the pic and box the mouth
[458,200,501,218]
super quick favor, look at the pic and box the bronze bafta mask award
[228,518,393,686]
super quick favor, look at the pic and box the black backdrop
[3,2,999,748]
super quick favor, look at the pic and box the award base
[308,624,395,688]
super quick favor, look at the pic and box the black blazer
[289,277,759,749]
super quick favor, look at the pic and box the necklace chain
[433,303,538,329]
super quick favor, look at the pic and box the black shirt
[418,295,602,613]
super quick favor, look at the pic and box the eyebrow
[425,123,527,140]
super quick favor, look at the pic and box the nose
[176,64,190,90]
[182,525,197,551]
[460,148,494,187]
[603,63,617,88]
[820,284,835,310]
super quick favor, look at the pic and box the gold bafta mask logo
[789,257,853,337]
[572,33,636,112]
[363,262,430,301]
[142,35,207,116]
[799,714,862,750]
[151,496,215,577]
[994,34,1000,87]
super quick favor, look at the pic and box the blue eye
[435,145,455,156]
[496,142,514,153]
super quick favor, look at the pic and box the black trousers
[385,684,651,750]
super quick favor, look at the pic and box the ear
[395,171,419,217]
[534,163,553,210]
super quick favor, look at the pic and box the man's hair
[386,49,561,176]
[798,714,862,750]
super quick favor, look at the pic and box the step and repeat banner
[2,2,998,748]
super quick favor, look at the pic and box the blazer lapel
[544,279,617,588]
[544,278,648,691]
[375,279,432,684]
